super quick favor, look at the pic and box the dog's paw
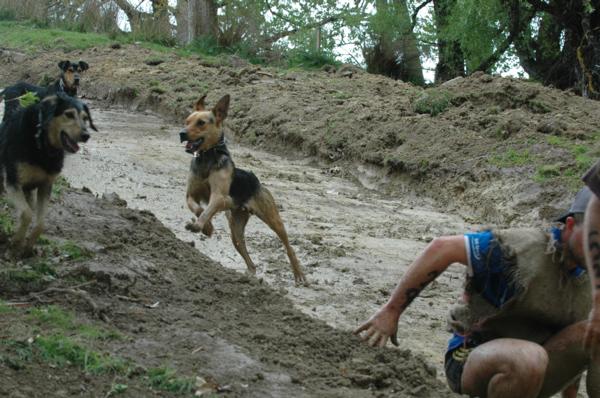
[201,222,214,237]
[294,271,309,287]
[185,221,203,233]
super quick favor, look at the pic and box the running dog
[179,94,307,284]
[0,92,96,256]
[1,60,89,122]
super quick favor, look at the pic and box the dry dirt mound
[1,45,598,225]
[0,188,451,397]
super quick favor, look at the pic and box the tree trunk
[364,0,425,85]
[433,0,464,82]
[187,0,218,44]
[515,0,600,98]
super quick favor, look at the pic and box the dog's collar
[58,78,65,92]
[193,134,229,159]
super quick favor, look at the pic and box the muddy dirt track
[63,103,471,373]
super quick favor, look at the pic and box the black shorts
[444,346,472,394]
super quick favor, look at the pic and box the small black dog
[0,92,96,256]
[1,60,89,122]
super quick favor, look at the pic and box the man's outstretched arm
[354,235,468,347]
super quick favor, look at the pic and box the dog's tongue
[185,142,194,150]
[70,142,80,153]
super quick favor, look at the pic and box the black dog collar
[192,134,229,159]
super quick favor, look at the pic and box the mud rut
[59,104,471,379]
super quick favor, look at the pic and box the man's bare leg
[540,321,599,398]
[461,338,548,398]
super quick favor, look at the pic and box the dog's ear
[195,95,207,111]
[78,61,89,71]
[213,94,230,124]
[40,96,59,128]
[83,104,98,132]
[58,61,70,71]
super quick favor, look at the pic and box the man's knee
[462,342,548,396]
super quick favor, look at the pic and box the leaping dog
[180,94,307,285]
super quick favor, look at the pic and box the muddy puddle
[60,104,472,378]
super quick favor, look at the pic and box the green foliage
[18,91,39,108]
[444,0,510,72]
[287,48,339,69]
[413,89,452,116]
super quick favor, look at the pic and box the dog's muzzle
[179,130,204,154]
[179,130,188,143]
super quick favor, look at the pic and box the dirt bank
[0,186,452,397]
[1,44,598,225]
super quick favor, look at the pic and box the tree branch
[263,14,341,44]
[475,0,533,72]
[411,0,433,30]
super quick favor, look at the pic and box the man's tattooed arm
[400,270,440,310]
[589,230,600,289]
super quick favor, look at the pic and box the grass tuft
[413,89,452,116]
[147,367,195,394]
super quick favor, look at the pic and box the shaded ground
[0,187,451,397]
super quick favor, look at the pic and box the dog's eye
[65,111,76,119]
[196,120,205,127]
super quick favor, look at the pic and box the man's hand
[584,307,600,361]
[353,305,400,347]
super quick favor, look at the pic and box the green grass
[489,148,533,167]
[37,238,92,260]
[35,335,131,374]
[538,134,598,190]
[28,305,122,340]
[2,261,56,283]
[413,89,452,116]
[0,300,13,314]
[147,367,195,394]
[51,176,69,197]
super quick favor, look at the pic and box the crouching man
[355,192,599,397]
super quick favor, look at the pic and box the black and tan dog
[1,60,90,122]
[0,92,96,256]
[180,94,307,284]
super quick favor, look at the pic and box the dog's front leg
[5,186,33,256]
[185,194,214,236]
[24,183,51,254]
[190,194,233,236]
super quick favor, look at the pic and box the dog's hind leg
[25,183,51,251]
[249,188,307,285]
[226,208,256,274]
[5,186,33,254]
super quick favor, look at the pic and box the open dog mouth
[60,131,80,153]
[179,132,204,154]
